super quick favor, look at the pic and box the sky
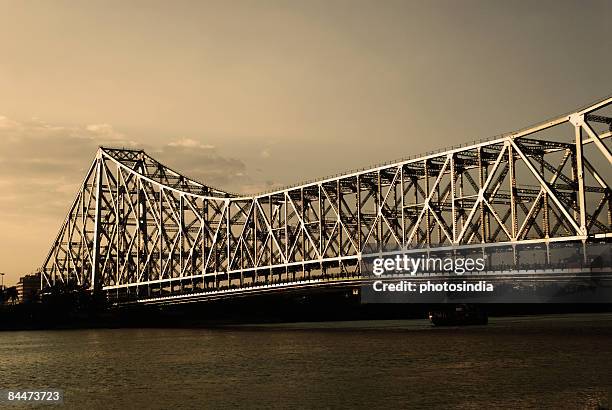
[0,0,610,285]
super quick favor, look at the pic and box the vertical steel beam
[319,185,324,258]
[574,125,587,235]
[375,171,381,252]
[90,151,104,292]
[478,147,486,243]
[357,174,362,251]
[180,194,185,277]
[424,160,430,246]
[337,179,342,257]
[450,154,457,243]
[508,143,517,240]
[399,167,405,248]
[301,187,306,266]
[284,193,288,262]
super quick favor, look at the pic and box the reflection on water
[1,314,611,409]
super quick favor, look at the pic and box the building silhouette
[16,272,41,303]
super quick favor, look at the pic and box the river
[1,314,611,409]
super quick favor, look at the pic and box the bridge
[41,97,612,305]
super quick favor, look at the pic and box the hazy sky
[0,0,610,285]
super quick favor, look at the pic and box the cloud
[156,138,249,193]
[167,137,215,150]
[0,116,269,221]
[0,117,138,217]
[85,123,129,140]
[0,115,22,130]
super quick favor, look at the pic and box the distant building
[16,272,41,303]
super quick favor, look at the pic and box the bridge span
[41,97,612,305]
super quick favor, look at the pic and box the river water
[1,314,611,409]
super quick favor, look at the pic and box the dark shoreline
[2,287,612,331]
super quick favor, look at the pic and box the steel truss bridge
[42,97,612,305]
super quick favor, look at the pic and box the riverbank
[2,289,612,331]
